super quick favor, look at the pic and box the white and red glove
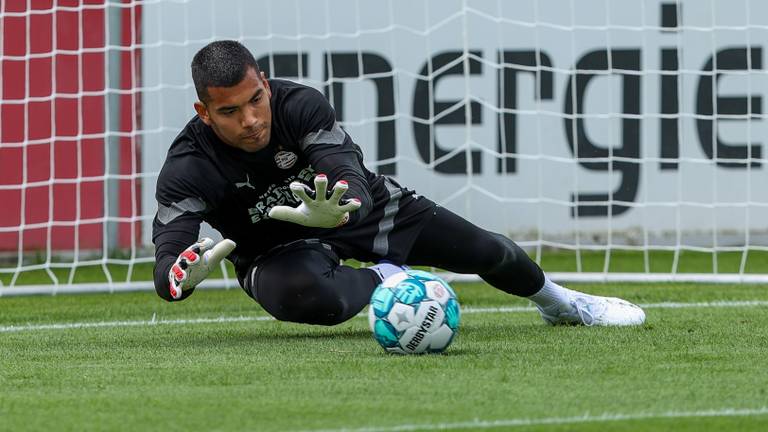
[268,174,361,228]
[168,237,236,300]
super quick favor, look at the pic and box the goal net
[3,0,768,295]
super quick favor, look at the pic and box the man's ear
[194,101,211,125]
[260,71,272,98]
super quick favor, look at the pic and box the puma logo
[236,174,256,190]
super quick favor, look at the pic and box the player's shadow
[164,325,374,349]
[155,326,473,356]
[374,348,470,357]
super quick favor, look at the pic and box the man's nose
[242,108,258,129]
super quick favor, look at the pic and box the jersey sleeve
[284,86,373,225]
[152,155,216,301]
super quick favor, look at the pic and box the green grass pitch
[2,280,768,431]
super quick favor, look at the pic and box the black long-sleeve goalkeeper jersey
[153,79,433,301]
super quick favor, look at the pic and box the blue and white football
[368,269,460,354]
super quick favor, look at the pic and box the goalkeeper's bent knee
[244,240,360,326]
[258,266,355,326]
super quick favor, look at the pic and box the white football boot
[536,289,646,326]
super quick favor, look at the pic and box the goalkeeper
[153,40,645,327]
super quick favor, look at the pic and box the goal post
[3,0,768,296]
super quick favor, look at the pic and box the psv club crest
[274,150,298,169]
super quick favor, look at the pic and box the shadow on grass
[139,326,481,357]
[145,326,374,348]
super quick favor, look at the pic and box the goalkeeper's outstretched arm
[280,85,375,226]
[153,212,202,301]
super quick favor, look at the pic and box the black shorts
[237,238,340,301]
[236,191,437,297]
[318,179,438,264]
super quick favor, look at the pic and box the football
[368,269,461,354]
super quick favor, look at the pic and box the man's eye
[251,97,261,104]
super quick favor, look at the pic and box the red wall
[0,0,140,252]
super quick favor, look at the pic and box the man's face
[194,67,272,152]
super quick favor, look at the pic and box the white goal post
[3,0,768,296]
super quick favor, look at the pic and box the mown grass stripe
[297,407,768,432]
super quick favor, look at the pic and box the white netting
[3,0,768,295]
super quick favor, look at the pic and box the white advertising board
[141,0,768,247]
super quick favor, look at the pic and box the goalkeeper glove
[268,174,361,228]
[168,237,236,300]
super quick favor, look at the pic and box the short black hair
[191,40,259,103]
